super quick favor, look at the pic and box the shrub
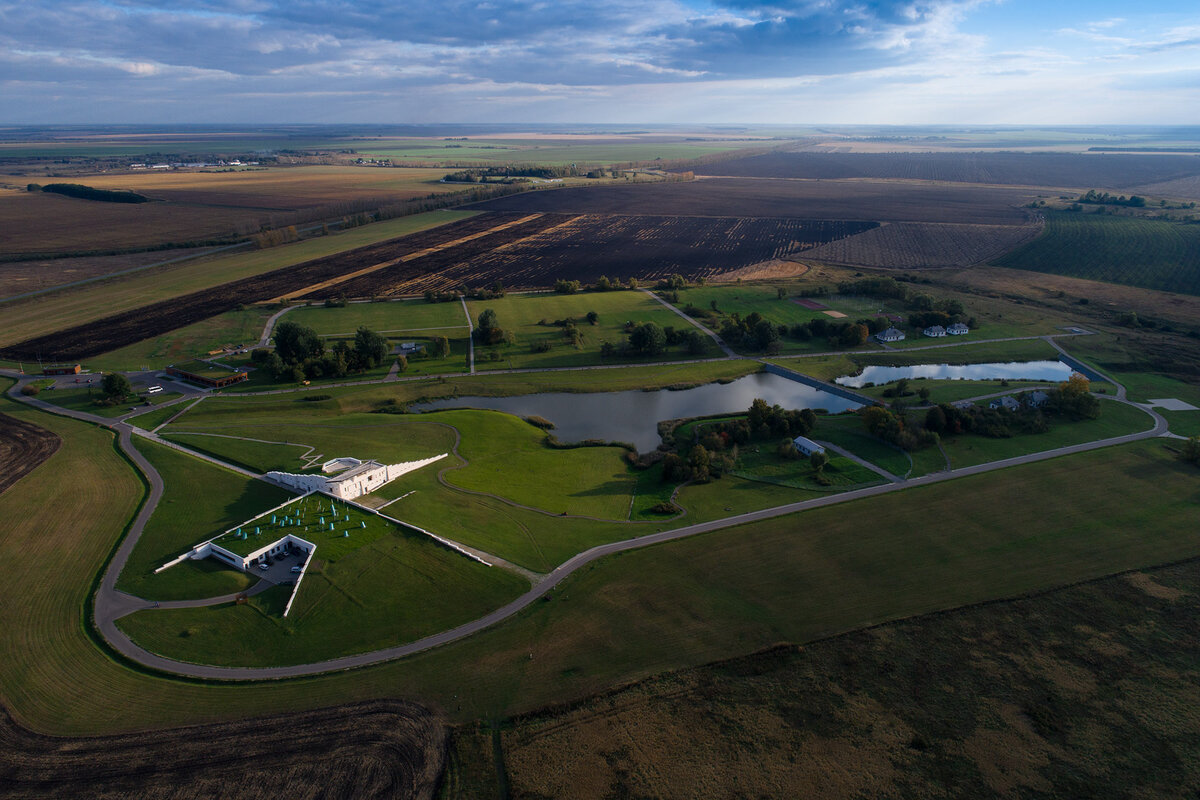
[300,394,333,402]
[19,384,39,396]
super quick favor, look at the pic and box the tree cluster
[1078,189,1146,208]
[255,321,390,382]
[474,308,511,346]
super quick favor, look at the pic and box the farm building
[42,364,81,376]
[267,454,447,501]
[923,325,947,338]
[876,327,906,343]
[1028,390,1050,408]
[947,322,970,335]
[792,436,826,457]
[989,396,1021,411]
[166,360,248,388]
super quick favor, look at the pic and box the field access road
[641,288,737,357]
[8,368,1168,681]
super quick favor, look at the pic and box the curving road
[1,354,1178,681]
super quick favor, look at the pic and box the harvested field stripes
[271,213,545,302]
[799,220,1044,269]
[0,213,521,362]
[312,213,878,298]
[0,412,61,495]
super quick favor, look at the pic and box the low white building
[989,395,1020,411]
[793,436,826,457]
[876,327,906,343]
[947,322,969,335]
[196,531,315,572]
[923,325,947,338]
[267,454,446,500]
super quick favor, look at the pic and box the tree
[396,354,408,373]
[629,322,667,355]
[353,326,389,369]
[688,444,711,482]
[924,405,947,433]
[586,311,599,325]
[554,279,581,294]
[809,450,829,473]
[101,373,133,401]
[273,320,324,365]
[433,335,451,359]
[1181,436,1200,466]
[684,330,709,355]
[475,308,506,345]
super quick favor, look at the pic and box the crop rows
[0,412,61,495]
[993,212,1200,296]
[802,221,1043,269]
[698,151,1200,189]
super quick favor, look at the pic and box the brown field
[0,413,60,495]
[0,166,456,255]
[697,151,1200,189]
[469,558,1200,799]
[469,178,1037,225]
[1130,173,1200,201]
[0,700,447,800]
[0,249,228,300]
[799,220,1044,269]
[0,213,518,362]
[319,213,876,296]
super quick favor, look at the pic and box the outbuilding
[43,364,81,376]
[792,436,826,457]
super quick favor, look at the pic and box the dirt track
[0,700,447,800]
[0,413,60,495]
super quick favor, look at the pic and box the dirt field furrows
[469,178,1037,226]
[0,213,524,362]
[0,413,61,496]
[696,151,1200,190]
[314,213,878,297]
[798,220,1045,269]
[0,700,447,800]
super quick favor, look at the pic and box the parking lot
[252,551,309,585]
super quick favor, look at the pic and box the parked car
[258,563,270,571]
[290,566,303,573]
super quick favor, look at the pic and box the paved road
[641,288,737,357]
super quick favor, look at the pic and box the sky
[1,0,1198,124]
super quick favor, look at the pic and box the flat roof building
[166,360,248,389]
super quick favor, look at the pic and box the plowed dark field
[0,413,60,496]
[696,151,1200,189]
[0,700,446,800]
[468,178,1036,225]
[312,213,877,297]
[0,213,532,362]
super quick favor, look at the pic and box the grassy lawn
[116,525,530,667]
[34,385,183,418]
[215,495,388,561]
[0,210,480,348]
[126,401,192,431]
[939,398,1156,469]
[856,377,1055,405]
[85,307,274,373]
[811,414,913,477]
[6,365,1200,738]
[115,439,294,601]
[287,298,470,336]
[467,290,714,370]
[422,409,637,521]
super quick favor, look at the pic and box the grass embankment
[116,439,293,601]
[160,410,639,570]
[127,401,194,431]
[0,210,479,349]
[466,290,715,370]
[994,211,1200,296]
[3,372,1199,737]
[34,386,183,419]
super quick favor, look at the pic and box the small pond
[835,360,1075,389]
[411,372,861,451]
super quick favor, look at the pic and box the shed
[792,436,826,457]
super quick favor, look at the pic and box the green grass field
[6,363,1200,738]
[115,439,294,601]
[812,414,913,477]
[286,298,471,336]
[994,211,1200,296]
[85,307,274,373]
[34,385,183,418]
[0,210,479,348]
[466,290,713,369]
[116,523,530,667]
[772,338,1062,382]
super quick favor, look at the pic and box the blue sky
[1,0,1198,123]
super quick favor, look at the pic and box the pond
[835,360,1075,389]
[411,372,861,451]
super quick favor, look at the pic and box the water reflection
[411,372,860,451]
[835,360,1074,389]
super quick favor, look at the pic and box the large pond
[835,360,1075,389]
[411,372,861,451]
